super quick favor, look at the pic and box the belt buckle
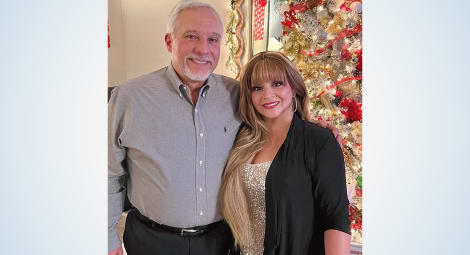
[180,228,198,236]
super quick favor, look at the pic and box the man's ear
[164,33,173,53]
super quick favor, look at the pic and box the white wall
[108,0,126,86]
[108,0,251,86]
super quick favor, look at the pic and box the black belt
[132,209,223,237]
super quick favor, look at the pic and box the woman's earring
[293,96,298,112]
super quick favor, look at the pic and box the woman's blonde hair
[219,51,309,246]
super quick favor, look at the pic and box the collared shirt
[108,65,240,250]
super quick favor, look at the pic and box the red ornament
[355,49,362,71]
[281,3,299,29]
[335,90,343,98]
[349,205,363,230]
[340,44,351,61]
[355,188,362,197]
[340,2,352,11]
[340,98,362,122]
[355,143,362,150]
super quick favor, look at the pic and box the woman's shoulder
[290,118,339,156]
[298,118,335,142]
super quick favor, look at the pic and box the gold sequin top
[240,161,272,255]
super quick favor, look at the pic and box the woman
[220,51,351,255]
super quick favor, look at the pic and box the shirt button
[199,187,203,192]
[200,211,204,216]
[199,160,203,166]
[200,133,204,138]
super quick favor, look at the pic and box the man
[109,1,239,254]
[108,1,341,254]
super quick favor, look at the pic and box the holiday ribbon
[329,76,362,90]
[301,24,362,57]
[315,76,362,98]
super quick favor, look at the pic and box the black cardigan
[262,113,350,255]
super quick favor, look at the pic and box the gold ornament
[325,13,345,34]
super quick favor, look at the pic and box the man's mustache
[185,54,214,64]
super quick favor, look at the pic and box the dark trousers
[123,209,236,255]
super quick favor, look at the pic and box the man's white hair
[166,0,223,35]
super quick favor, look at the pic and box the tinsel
[280,0,363,244]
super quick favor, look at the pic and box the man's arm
[108,176,125,252]
[108,86,128,252]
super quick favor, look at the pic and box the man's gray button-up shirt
[108,65,240,250]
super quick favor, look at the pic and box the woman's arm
[324,229,351,255]
[309,128,351,254]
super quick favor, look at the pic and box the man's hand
[313,120,343,144]
[109,246,124,255]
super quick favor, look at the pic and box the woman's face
[250,78,294,121]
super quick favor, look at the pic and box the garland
[225,0,244,78]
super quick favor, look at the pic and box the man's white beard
[182,55,214,81]
[182,67,211,81]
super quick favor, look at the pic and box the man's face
[165,7,222,85]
